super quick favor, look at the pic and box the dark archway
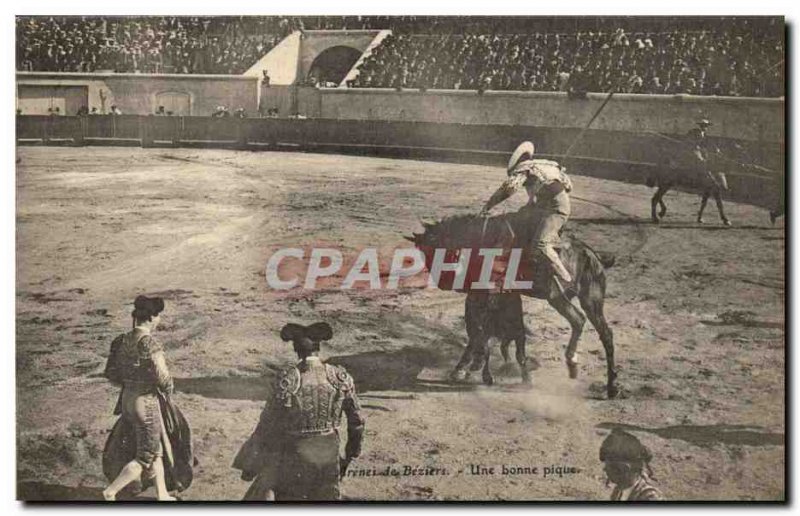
[307,46,362,86]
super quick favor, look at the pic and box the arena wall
[307,88,784,143]
[16,72,258,117]
[15,79,784,209]
[294,87,784,175]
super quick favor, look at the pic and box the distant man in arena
[600,429,665,501]
[481,141,575,293]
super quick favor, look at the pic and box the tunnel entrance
[306,46,362,86]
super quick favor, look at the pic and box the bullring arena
[16,15,785,502]
[16,146,784,500]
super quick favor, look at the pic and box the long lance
[560,78,625,162]
[477,81,622,247]
[643,130,781,175]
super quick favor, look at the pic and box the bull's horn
[403,235,416,243]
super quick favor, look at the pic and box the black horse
[408,208,619,399]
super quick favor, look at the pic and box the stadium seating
[350,29,784,97]
[16,16,294,74]
[16,16,783,97]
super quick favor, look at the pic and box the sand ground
[16,146,785,501]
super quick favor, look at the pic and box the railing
[16,114,783,208]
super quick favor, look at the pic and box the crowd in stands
[16,16,296,74]
[17,16,783,97]
[15,15,407,74]
[351,25,784,97]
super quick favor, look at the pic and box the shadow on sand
[173,305,478,401]
[596,422,784,448]
[174,374,275,401]
[328,347,468,394]
[173,344,470,402]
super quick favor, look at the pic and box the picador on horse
[480,141,576,296]
[407,141,619,398]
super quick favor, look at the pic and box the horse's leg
[651,184,669,223]
[650,182,672,224]
[578,283,618,399]
[697,189,710,223]
[713,189,731,225]
[547,289,586,379]
[514,335,531,384]
[480,342,494,386]
[450,343,474,382]
[500,339,511,363]
[651,187,662,223]
[467,336,492,386]
[454,293,483,382]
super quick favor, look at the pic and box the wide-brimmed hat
[600,429,652,463]
[696,118,712,127]
[507,141,535,174]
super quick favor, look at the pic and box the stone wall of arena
[16,72,258,117]
[301,87,783,143]
[15,77,784,210]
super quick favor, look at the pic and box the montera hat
[280,322,334,343]
[281,322,334,356]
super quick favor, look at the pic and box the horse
[647,167,731,225]
[407,208,619,399]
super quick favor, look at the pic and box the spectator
[350,20,783,98]
[566,65,588,98]
[155,105,166,115]
[110,105,123,115]
[15,16,784,98]
[16,16,298,74]
[211,105,229,117]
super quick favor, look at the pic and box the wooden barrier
[15,115,783,209]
